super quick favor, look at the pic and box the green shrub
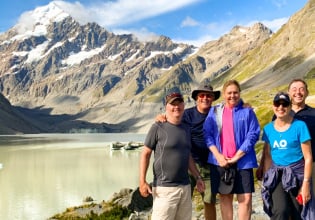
[88,206,132,220]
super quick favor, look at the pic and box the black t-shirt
[293,105,315,161]
[144,122,191,187]
[182,106,209,165]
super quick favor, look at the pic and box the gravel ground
[50,184,270,220]
[192,184,269,220]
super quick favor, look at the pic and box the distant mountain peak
[0,1,314,134]
[14,1,70,36]
[229,22,272,37]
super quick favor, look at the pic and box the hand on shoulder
[155,114,167,122]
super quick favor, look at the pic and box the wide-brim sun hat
[192,84,220,101]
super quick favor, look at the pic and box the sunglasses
[198,93,214,98]
[273,102,290,107]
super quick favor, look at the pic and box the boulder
[108,187,153,212]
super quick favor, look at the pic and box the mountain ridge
[0,0,314,134]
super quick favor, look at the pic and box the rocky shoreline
[50,184,269,220]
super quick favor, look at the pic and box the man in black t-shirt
[287,79,315,190]
[154,84,221,220]
[139,92,205,220]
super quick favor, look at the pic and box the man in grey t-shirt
[139,92,205,220]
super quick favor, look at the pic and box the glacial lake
[0,133,150,220]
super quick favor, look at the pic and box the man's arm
[300,140,312,205]
[139,146,153,197]
[188,154,205,193]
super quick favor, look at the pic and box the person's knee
[237,194,252,205]
[219,194,234,208]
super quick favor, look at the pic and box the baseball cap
[273,92,290,104]
[165,92,184,105]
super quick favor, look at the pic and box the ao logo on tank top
[273,139,287,149]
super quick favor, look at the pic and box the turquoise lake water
[0,133,148,220]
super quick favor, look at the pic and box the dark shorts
[190,163,216,204]
[210,164,255,194]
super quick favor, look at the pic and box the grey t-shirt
[144,121,192,187]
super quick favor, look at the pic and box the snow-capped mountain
[2,1,314,134]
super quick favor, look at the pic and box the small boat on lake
[110,142,126,150]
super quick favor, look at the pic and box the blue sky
[0,0,308,46]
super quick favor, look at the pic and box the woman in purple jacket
[203,80,260,220]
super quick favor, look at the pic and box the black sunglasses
[273,102,290,107]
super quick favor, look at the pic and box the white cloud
[173,34,215,47]
[180,16,199,27]
[271,0,288,8]
[15,11,37,34]
[54,0,201,28]
[261,17,289,32]
[113,27,160,42]
[246,17,289,33]
[48,0,203,44]
[13,0,204,44]
[202,21,232,39]
[175,20,234,46]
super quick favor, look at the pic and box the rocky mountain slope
[0,0,314,134]
[213,0,315,90]
[0,93,41,134]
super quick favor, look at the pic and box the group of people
[139,78,315,220]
